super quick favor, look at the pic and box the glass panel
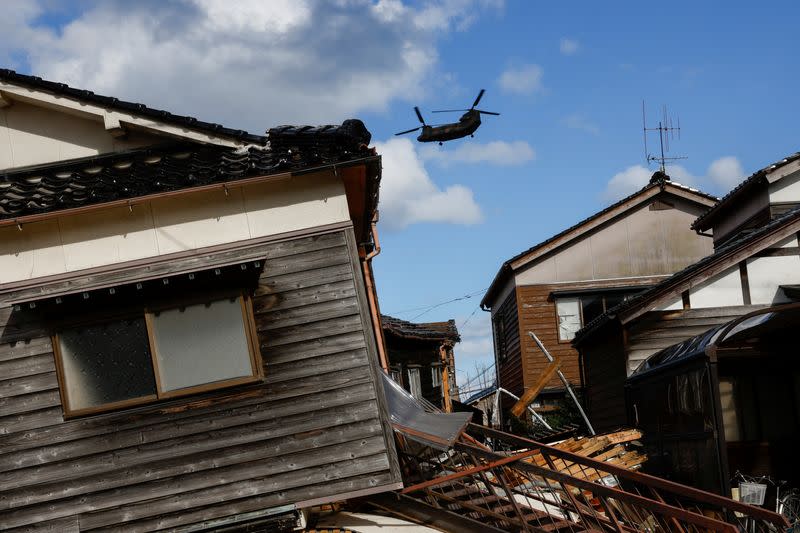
[150,297,254,392]
[580,295,604,325]
[555,297,581,341]
[431,366,442,387]
[407,367,422,399]
[58,318,156,411]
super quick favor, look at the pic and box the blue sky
[3,1,799,389]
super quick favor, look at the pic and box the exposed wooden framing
[510,356,560,417]
[439,343,453,412]
[738,262,751,305]
[681,290,691,309]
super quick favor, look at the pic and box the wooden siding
[581,328,627,432]
[0,228,401,531]
[516,285,582,392]
[495,290,522,398]
[625,305,766,375]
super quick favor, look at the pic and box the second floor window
[54,294,261,417]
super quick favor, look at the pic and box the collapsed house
[481,172,717,414]
[575,152,800,495]
[0,70,402,531]
[381,315,460,411]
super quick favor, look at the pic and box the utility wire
[387,288,487,320]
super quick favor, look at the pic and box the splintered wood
[520,429,645,483]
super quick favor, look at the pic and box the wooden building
[0,70,402,531]
[480,172,717,413]
[574,151,800,493]
[381,315,459,411]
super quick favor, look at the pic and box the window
[54,294,260,416]
[556,297,582,341]
[555,290,643,341]
[431,365,442,388]
[407,367,422,399]
[492,312,507,360]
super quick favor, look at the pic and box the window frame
[52,291,262,418]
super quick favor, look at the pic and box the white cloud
[603,156,746,200]
[419,140,535,166]
[498,64,543,95]
[707,156,745,189]
[374,138,483,230]
[604,165,654,200]
[562,113,599,135]
[2,0,501,129]
[559,37,579,55]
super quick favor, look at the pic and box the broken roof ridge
[381,314,461,342]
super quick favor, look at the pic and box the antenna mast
[642,101,686,173]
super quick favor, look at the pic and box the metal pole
[527,331,596,435]
[498,387,553,430]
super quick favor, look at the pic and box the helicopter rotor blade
[471,89,486,109]
[475,109,500,116]
[414,106,426,125]
[395,127,422,136]
[431,109,470,113]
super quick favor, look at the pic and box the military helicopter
[395,89,499,144]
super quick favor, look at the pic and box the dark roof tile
[381,315,461,342]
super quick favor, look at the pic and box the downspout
[362,213,390,372]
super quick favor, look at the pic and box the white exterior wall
[514,199,712,286]
[746,255,800,304]
[0,100,162,170]
[768,169,800,203]
[689,267,744,308]
[0,172,350,284]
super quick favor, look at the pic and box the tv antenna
[642,102,686,172]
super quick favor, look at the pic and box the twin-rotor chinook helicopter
[395,89,499,144]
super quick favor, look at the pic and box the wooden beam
[103,112,127,138]
[510,357,560,418]
[0,91,12,108]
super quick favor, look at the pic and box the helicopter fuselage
[417,110,482,142]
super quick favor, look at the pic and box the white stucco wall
[768,169,800,203]
[689,267,744,308]
[0,100,163,170]
[0,172,350,284]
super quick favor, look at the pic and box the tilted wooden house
[381,315,460,411]
[0,70,402,531]
[574,151,800,493]
[480,173,717,414]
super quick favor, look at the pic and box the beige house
[481,172,717,413]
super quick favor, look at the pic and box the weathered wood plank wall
[0,228,401,531]
[495,289,522,403]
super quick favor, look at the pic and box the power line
[386,288,487,320]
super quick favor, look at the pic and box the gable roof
[0,68,266,146]
[573,205,800,344]
[692,151,800,231]
[381,315,461,343]
[480,174,718,309]
[0,119,375,224]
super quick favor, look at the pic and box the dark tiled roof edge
[381,314,461,342]
[0,119,376,220]
[0,68,267,144]
[691,151,800,231]
[480,179,718,309]
[573,205,800,344]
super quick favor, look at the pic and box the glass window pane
[407,367,422,399]
[58,318,156,411]
[151,297,254,392]
[556,297,581,341]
